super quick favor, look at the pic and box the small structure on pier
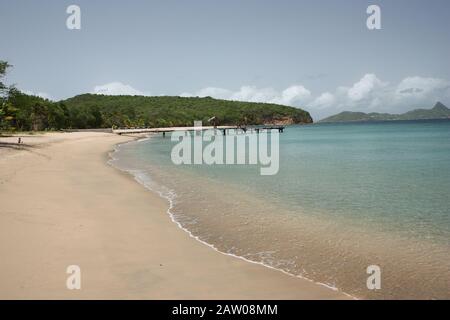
[208,116,219,128]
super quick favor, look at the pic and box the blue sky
[1,0,449,119]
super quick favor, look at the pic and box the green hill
[400,102,450,120]
[60,94,312,128]
[3,92,312,131]
[319,102,450,123]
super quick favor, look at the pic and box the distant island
[319,102,450,123]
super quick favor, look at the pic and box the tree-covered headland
[1,61,313,131]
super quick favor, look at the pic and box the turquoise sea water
[111,120,450,299]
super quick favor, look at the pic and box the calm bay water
[111,120,450,299]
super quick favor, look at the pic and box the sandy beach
[0,132,347,299]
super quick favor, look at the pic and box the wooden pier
[112,125,285,136]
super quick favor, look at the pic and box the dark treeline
[1,61,313,131]
[4,89,71,131]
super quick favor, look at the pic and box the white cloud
[395,76,450,97]
[309,74,389,112]
[310,92,335,109]
[182,84,312,106]
[279,85,312,105]
[92,82,148,96]
[347,73,387,102]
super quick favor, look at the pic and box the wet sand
[0,132,348,299]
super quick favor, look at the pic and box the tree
[0,101,18,131]
[0,61,14,131]
[30,102,48,131]
[0,60,12,97]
